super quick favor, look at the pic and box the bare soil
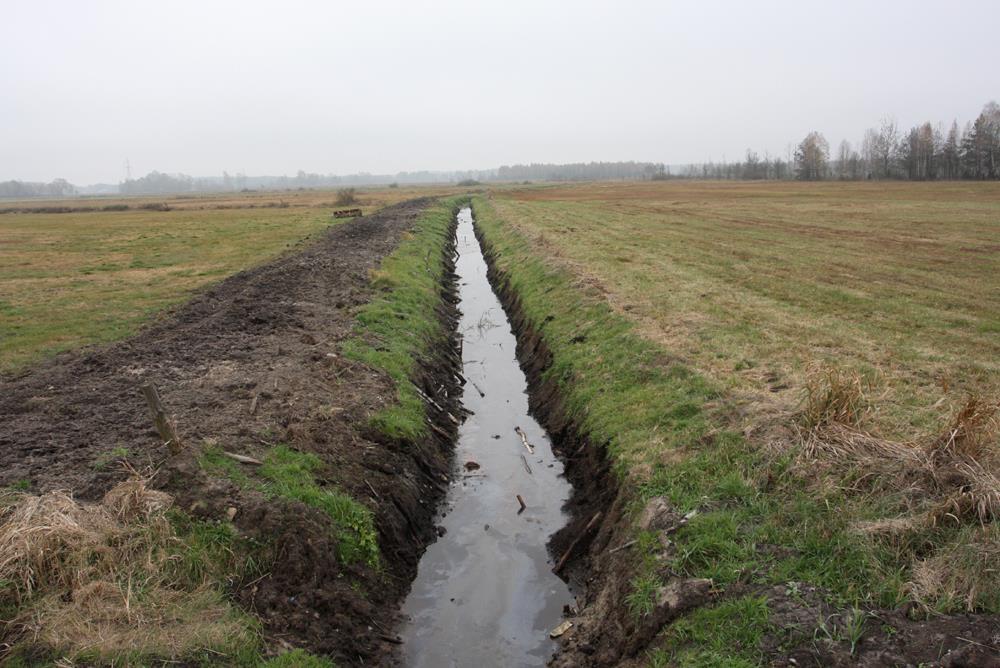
[0,198,464,665]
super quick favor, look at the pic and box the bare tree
[794,132,830,180]
[942,121,961,179]
[836,140,852,179]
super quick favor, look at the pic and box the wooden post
[141,383,182,455]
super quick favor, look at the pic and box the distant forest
[673,100,1000,182]
[2,101,997,198]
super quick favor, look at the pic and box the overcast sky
[2,0,998,184]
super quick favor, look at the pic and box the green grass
[90,445,130,471]
[166,509,269,587]
[341,197,464,440]
[260,446,379,568]
[650,595,772,667]
[472,192,982,664]
[261,649,337,667]
[198,443,379,568]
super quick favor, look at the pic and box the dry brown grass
[0,475,257,663]
[910,524,1000,611]
[800,366,873,430]
[802,396,1000,520]
[797,394,1000,609]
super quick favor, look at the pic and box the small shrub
[335,188,357,205]
[456,179,480,187]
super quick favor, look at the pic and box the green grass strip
[342,197,464,440]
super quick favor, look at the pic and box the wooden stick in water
[514,426,535,454]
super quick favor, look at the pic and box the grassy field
[0,185,458,372]
[474,181,1000,665]
[488,181,1000,438]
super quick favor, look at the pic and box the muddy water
[399,207,573,666]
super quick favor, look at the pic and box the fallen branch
[520,454,533,475]
[470,380,486,397]
[365,478,381,501]
[515,426,535,454]
[608,539,638,555]
[222,451,263,466]
[411,383,444,412]
[554,512,602,574]
[516,494,527,513]
[426,418,450,439]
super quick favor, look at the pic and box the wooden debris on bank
[550,620,573,638]
[554,511,602,574]
[222,451,263,466]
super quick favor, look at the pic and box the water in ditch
[399,207,574,666]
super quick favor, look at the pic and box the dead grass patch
[910,524,1000,611]
[796,395,1000,610]
[0,474,258,663]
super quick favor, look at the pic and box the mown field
[474,180,1000,665]
[0,185,457,372]
[489,180,1000,438]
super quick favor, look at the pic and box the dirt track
[0,197,462,664]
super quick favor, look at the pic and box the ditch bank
[0,198,466,666]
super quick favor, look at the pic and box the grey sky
[2,0,998,184]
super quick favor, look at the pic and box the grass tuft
[800,366,872,430]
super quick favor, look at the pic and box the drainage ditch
[399,206,575,666]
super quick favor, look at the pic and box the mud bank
[0,198,466,665]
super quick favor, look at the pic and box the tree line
[678,101,1000,181]
[495,161,663,182]
[0,179,76,198]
